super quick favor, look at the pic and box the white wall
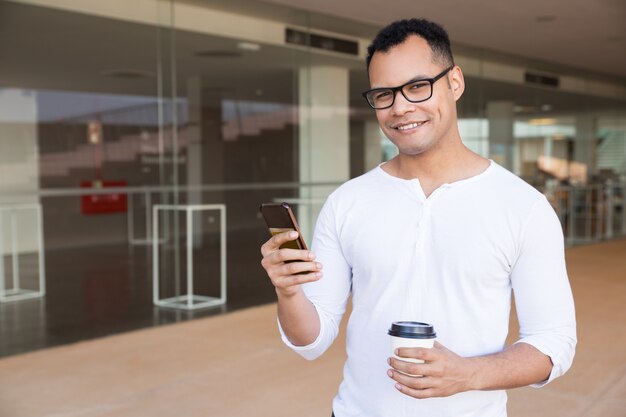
[0,89,41,254]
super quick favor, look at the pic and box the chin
[391,138,436,157]
[397,147,429,157]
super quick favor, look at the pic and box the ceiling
[0,0,624,124]
[260,0,626,79]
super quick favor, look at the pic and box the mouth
[393,121,428,131]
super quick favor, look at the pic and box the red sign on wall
[80,180,128,215]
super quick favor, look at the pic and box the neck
[383,137,489,197]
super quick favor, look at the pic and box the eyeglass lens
[367,80,432,109]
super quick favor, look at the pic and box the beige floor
[0,239,625,417]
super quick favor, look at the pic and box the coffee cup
[388,321,436,365]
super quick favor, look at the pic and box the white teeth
[397,121,425,130]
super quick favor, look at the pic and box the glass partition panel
[0,0,176,356]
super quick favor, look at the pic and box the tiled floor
[0,239,624,416]
[0,228,276,357]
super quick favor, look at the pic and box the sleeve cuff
[513,339,562,388]
[277,307,327,360]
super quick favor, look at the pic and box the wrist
[463,356,483,391]
[275,286,302,299]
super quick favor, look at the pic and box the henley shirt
[278,160,576,417]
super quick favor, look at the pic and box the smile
[395,121,427,130]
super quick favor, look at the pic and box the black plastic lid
[388,321,436,339]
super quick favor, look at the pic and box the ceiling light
[529,118,556,126]
[514,105,537,113]
[541,104,553,112]
[237,42,261,51]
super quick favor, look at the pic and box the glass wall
[1,0,625,356]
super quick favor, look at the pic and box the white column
[298,66,349,243]
[0,89,40,254]
[487,101,517,173]
[574,115,597,177]
[364,120,383,172]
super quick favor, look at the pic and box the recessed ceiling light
[541,104,553,112]
[514,105,537,113]
[536,15,556,22]
[529,118,557,126]
[238,42,261,51]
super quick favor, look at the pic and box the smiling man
[260,18,576,417]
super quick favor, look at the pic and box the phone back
[260,203,307,250]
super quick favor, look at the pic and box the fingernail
[315,272,322,278]
[308,252,315,260]
[316,262,322,269]
[394,349,399,356]
[395,384,402,391]
[290,231,298,238]
[387,358,391,365]
[387,370,393,377]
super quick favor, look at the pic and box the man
[260,18,576,417]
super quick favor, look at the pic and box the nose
[389,90,414,116]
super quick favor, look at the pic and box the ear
[449,66,465,101]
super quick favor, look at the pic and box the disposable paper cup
[388,321,436,364]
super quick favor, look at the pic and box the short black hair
[366,18,454,70]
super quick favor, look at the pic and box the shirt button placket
[414,200,429,319]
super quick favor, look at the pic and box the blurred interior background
[0,0,625,358]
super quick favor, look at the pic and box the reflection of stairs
[39,130,181,179]
[221,101,296,141]
[597,130,626,173]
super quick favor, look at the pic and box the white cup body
[390,335,435,364]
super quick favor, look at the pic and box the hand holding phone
[259,202,322,292]
[260,203,308,250]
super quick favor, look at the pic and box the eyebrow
[370,73,431,89]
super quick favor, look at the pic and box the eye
[373,90,392,100]
[408,81,429,90]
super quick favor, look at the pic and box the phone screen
[260,203,308,250]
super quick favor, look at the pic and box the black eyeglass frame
[362,66,454,110]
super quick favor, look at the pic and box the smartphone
[260,202,308,251]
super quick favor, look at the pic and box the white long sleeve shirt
[278,161,576,417]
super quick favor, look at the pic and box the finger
[271,248,316,264]
[396,347,438,362]
[393,383,440,399]
[278,261,323,277]
[276,271,323,288]
[387,369,435,390]
[261,248,314,273]
[389,358,429,377]
[270,230,298,248]
[261,231,300,255]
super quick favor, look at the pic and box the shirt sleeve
[277,196,352,360]
[510,196,577,387]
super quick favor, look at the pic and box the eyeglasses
[362,66,453,110]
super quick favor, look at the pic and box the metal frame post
[0,204,45,303]
[152,204,227,310]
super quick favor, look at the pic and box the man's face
[368,35,463,157]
